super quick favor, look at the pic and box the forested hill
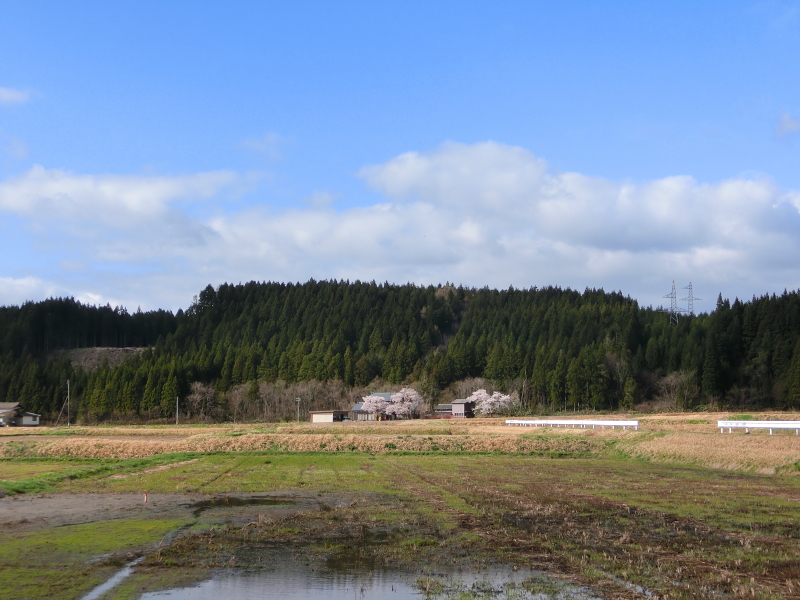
[2,280,800,422]
[0,297,177,354]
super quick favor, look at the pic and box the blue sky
[1,1,799,311]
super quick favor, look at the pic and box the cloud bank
[1,142,799,311]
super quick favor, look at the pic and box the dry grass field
[3,412,800,473]
[2,412,800,600]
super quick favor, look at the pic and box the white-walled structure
[309,410,349,423]
[718,420,800,435]
[506,419,639,431]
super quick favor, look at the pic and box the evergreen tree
[343,347,354,386]
[703,334,722,399]
[787,340,800,409]
[160,372,179,415]
[549,353,567,411]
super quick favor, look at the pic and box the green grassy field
[0,518,187,600]
[0,459,91,480]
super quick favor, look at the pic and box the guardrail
[718,420,800,435]
[506,419,639,431]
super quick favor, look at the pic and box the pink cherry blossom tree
[467,389,513,416]
[360,394,388,416]
[386,387,425,419]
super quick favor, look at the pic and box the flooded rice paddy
[140,562,604,600]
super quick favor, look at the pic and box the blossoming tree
[361,388,425,420]
[360,394,389,416]
[386,387,425,419]
[467,389,513,416]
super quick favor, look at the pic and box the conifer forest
[2,280,800,422]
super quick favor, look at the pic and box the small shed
[20,412,41,426]
[308,410,349,423]
[450,399,475,418]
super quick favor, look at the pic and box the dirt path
[0,490,333,532]
[0,492,206,529]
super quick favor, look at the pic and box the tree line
[1,280,799,422]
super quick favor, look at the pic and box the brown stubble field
[1,413,800,600]
[2,412,800,473]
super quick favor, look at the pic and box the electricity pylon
[681,282,701,316]
[661,280,683,326]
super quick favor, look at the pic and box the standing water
[140,562,605,599]
[80,557,144,600]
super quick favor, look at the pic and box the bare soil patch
[51,346,148,371]
[108,458,199,480]
[0,490,336,533]
[0,492,204,530]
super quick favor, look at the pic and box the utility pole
[176,396,179,426]
[67,379,70,428]
[296,397,301,422]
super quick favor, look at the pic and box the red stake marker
[144,493,147,503]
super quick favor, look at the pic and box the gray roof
[451,399,473,404]
[0,402,21,416]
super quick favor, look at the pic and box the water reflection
[141,563,604,599]
[81,557,143,600]
[142,568,420,599]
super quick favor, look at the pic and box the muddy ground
[0,489,362,533]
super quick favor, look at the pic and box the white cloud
[2,136,29,160]
[0,276,61,306]
[241,133,283,159]
[359,142,795,256]
[0,87,29,106]
[777,112,800,138]
[2,142,800,311]
[303,191,338,208]
[0,165,238,228]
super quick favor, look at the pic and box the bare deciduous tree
[654,371,699,410]
[185,382,217,422]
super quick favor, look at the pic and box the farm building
[350,402,374,421]
[308,410,350,423]
[0,402,41,427]
[433,400,475,418]
[350,393,394,421]
[451,399,475,418]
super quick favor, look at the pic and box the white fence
[718,420,800,435]
[506,419,639,431]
